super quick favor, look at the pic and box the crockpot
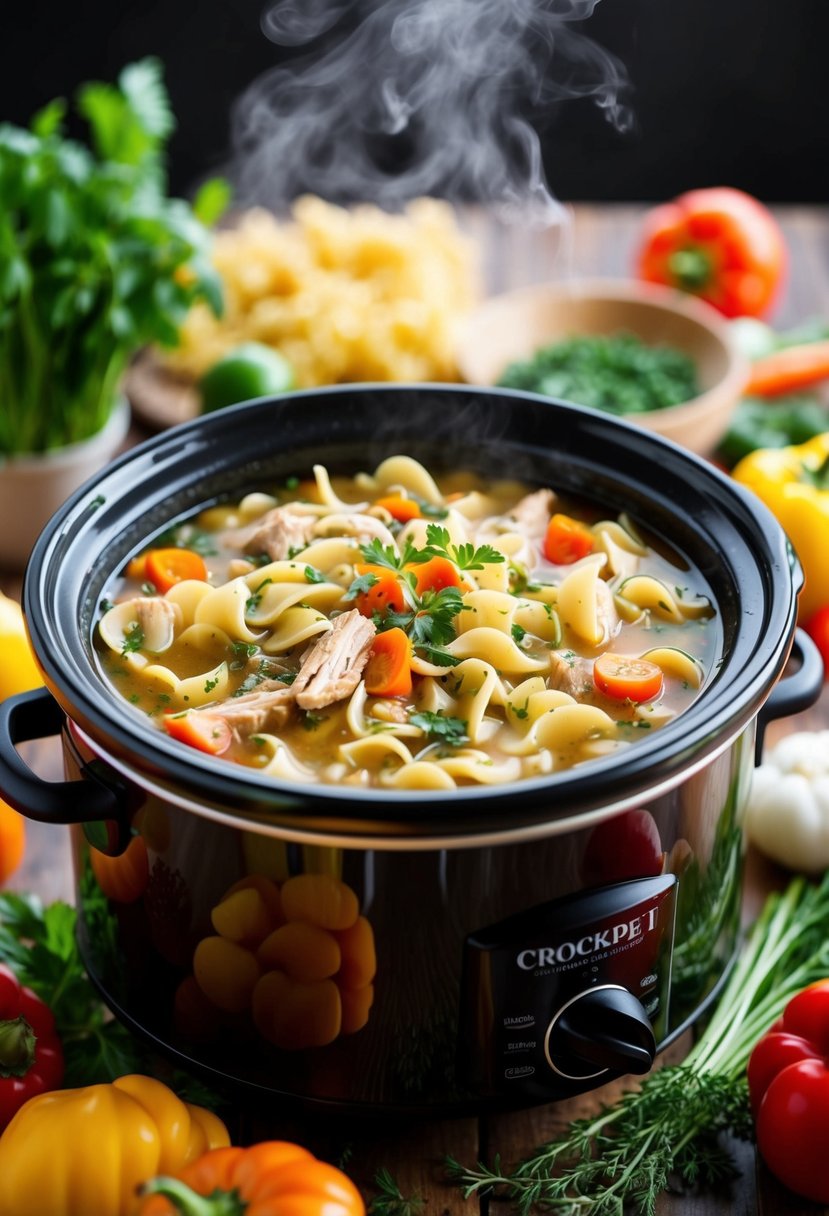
[0,385,821,1115]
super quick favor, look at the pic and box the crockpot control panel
[459,874,676,1101]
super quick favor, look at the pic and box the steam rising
[229,0,631,221]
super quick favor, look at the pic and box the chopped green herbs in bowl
[454,278,749,455]
[497,332,700,416]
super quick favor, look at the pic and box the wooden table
[8,203,829,1215]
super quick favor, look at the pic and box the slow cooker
[0,385,821,1114]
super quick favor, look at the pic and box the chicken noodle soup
[96,458,719,789]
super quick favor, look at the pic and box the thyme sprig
[447,874,829,1215]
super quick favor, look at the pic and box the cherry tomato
[593,653,663,703]
[748,979,829,1204]
[803,605,829,679]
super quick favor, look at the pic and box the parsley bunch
[0,58,227,454]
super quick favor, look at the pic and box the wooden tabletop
[9,202,829,1215]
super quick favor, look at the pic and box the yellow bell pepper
[0,1074,229,1216]
[0,591,42,699]
[732,432,829,621]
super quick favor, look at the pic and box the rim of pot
[24,384,800,839]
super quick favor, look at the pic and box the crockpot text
[516,907,659,970]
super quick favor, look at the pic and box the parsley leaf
[121,621,145,654]
[304,565,325,584]
[410,523,505,571]
[410,711,469,745]
[344,571,380,601]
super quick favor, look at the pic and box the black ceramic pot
[0,385,821,1114]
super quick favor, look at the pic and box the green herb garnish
[120,621,145,654]
[410,711,469,745]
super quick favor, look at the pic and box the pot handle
[755,628,824,764]
[0,688,127,839]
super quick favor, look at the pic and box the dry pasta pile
[162,197,480,387]
[97,457,718,792]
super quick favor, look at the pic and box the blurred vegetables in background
[0,803,24,887]
[198,342,295,413]
[745,732,829,872]
[0,58,224,454]
[732,432,829,621]
[0,593,42,700]
[0,962,63,1128]
[636,186,786,319]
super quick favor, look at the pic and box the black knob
[544,985,656,1081]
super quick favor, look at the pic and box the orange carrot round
[352,564,407,618]
[409,556,463,595]
[543,513,596,565]
[145,548,209,593]
[364,628,413,698]
[374,494,422,523]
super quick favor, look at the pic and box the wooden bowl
[454,278,749,455]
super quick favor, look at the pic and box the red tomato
[803,605,829,679]
[636,187,787,318]
[748,979,829,1203]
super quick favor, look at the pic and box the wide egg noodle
[195,577,263,643]
[346,683,421,739]
[244,579,345,630]
[641,646,705,689]
[252,735,318,783]
[431,750,522,785]
[312,463,369,512]
[165,580,214,627]
[615,575,711,624]
[432,657,503,744]
[98,599,173,662]
[261,606,333,654]
[339,734,415,774]
[379,760,456,790]
[556,554,610,646]
[142,659,230,708]
[445,627,549,673]
[513,598,561,646]
[366,456,444,505]
[455,589,518,635]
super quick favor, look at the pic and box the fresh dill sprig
[447,873,829,1215]
[369,1168,425,1216]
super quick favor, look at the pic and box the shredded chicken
[134,598,182,651]
[244,508,317,561]
[508,488,556,536]
[595,579,621,644]
[199,679,296,739]
[293,610,377,710]
[549,651,595,699]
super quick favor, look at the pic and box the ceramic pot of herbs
[0,58,224,567]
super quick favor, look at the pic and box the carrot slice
[164,710,232,755]
[593,653,663,703]
[353,564,407,618]
[374,494,422,523]
[409,556,463,595]
[543,514,596,565]
[125,554,148,581]
[364,628,413,697]
[745,340,829,396]
[145,547,209,593]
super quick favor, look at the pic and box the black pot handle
[0,688,122,826]
[755,628,824,764]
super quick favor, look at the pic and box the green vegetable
[497,332,699,416]
[0,59,224,455]
[716,394,828,467]
[448,872,829,1215]
[409,711,469,745]
[198,342,295,413]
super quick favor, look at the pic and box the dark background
[2,0,826,205]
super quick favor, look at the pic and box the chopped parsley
[304,565,326,584]
[203,676,219,694]
[121,622,145,654]
[245,578,273,614]
[511,622,527,645]
[229,641,258,671]
[410,711,469,746]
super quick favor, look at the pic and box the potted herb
[0,58,225,565]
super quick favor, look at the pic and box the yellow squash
[0,1074,229,1216]
[732,432,829,621]
[0,591,42,699]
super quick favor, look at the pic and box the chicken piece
[134,598,182,651]
[244,508,317,561]
[549,651,595,700]
[293,610,377,710]
[595,579,621,644]
[199,679,296,740]
[508,488,556,536]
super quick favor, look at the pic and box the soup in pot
[96,456,719,789]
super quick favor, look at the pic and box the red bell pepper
[747,979,829,1203]
[636,186,786,319]
[0,962,64,1127]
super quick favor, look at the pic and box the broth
[96,457,719,789]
